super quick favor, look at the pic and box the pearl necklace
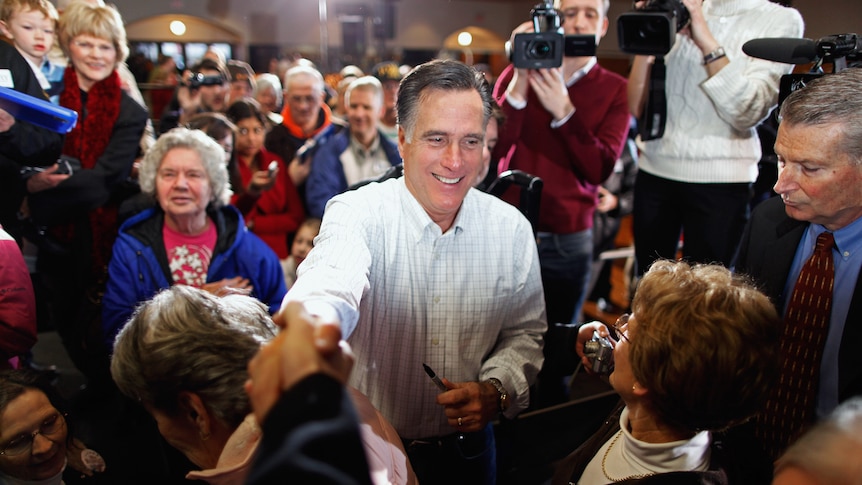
[601,430,657,482]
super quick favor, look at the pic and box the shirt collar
[397,178,470,242]
[812,216,862,258]
[566,57,597,87]
[349,131,382,157]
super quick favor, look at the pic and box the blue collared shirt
[783,217,862,416]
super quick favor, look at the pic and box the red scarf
[56,66,123,279]
[60,66,121,168]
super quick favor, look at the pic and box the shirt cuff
[506,96,527,110]
[551,107,576,128]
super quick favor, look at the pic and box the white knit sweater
[638,0,804,184]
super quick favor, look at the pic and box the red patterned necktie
[756,231,835,459]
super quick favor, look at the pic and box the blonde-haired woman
[26,1,147,383]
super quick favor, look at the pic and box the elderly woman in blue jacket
[101,128,286,348]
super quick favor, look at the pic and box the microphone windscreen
[742,38,818,64]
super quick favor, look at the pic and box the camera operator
[493,0,630,407]
[158,57,230,135]
[627,0,803,275]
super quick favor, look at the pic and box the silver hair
[110,285,277,428]
[283,65,324,95]
[345,75,383,110]
[138,127,232,208]
[779,68,862,165]
[254,73,283,107]
[774,397,862,483]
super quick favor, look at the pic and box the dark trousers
[402,424,496,485]
[633,171,751,274]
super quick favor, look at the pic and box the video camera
[617,0,690,56]
[184,72,226,89]
[507,1,596,69]
[742,33,862,104]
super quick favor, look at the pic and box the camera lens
[529,41,553,59]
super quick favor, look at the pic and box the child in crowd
[0,0,63,103]
[282,217,320,289]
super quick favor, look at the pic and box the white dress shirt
[286,177,547,438]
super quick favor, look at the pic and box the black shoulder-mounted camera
[507,1,597,69]
[184,72,226,89]
[617,0,690,56]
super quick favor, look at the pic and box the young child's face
[290,225,316,266]
[0,9,55,65]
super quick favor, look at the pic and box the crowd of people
[1,0,861,483]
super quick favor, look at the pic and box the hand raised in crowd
[436,378,500,433]
[575,321,613,373]
[246,301,354,423]
[247,166,277,196]
[528,67,575,122]
[505,21,535,103]
[26,164,71,193]
[679,0,719,52]
[287,155,312,187]
[201,276,253,297]
[176,70,203,115]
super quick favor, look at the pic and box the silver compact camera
[583,331,614,375]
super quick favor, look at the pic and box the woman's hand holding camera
[575,321,612,372]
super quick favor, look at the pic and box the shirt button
[434,296,441,303]
[432,338,439,346]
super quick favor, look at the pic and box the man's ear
[397,125,407,158]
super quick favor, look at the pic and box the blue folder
[0,86,78,133]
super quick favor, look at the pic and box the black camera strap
[639,56,666,141]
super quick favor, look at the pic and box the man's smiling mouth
[433,174,462,184]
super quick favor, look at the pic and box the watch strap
[487,378,509,412]
[703,46,727,65]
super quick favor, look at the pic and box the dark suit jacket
[734,195,862,403]
[248,373,373,485]
[28,90,148,226]
[0,41,64,234]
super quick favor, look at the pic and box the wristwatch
[487,378,510,413]
[703,46,727,65]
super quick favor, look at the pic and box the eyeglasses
[0,413,67,457]
[611,313,631,343]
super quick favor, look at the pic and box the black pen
[422,363,448,392]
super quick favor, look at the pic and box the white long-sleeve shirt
[286,178,547,438]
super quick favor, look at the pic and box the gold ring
[457,417,463,427]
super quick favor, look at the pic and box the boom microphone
[742,38,818,64]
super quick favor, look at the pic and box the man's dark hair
[191,57,229,82]
[396,59,493,141]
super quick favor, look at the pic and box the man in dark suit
[733,68,862,479]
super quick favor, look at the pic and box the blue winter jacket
[101,205,287,349]
[305,129,401,218]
